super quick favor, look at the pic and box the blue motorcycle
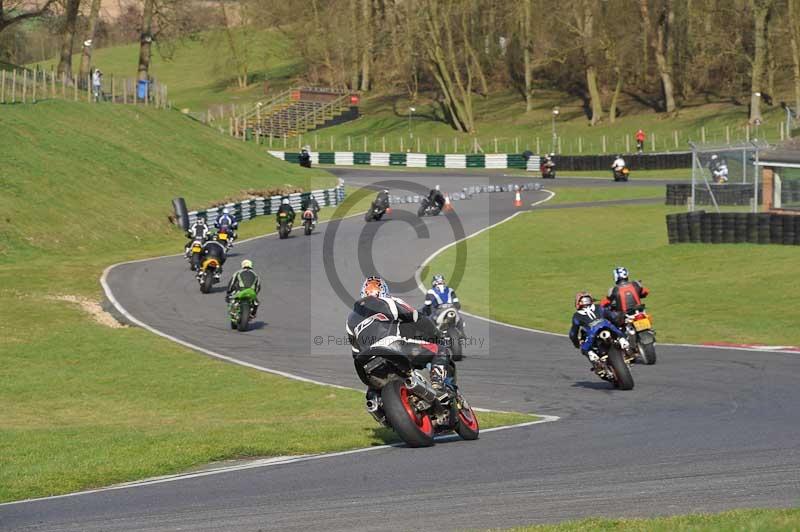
[581,318,635,390]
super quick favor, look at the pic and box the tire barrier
[172,197,190,231]
[665,183,761,206]
[268,150,537,170]
[553,152,692,171]
[185,184,345,226]
[666,211,800,245]
[386,182,542,205]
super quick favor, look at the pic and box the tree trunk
[576,0,603,124]
[790,0,800,113]
[638,0,650,84]
[359,0,371,91]
[609,65,623,123]
[522,0,533,112]
[56,0,81,83]
[653,0,676,112]
[749,0,772,124]
[137,0,155,83]
[78,0,101,84]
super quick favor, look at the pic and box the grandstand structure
[236,87,359,140]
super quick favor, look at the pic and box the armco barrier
[666,211,800,245]
[185,185,345,225]
[268,151,538,170]
[556,152,692,171]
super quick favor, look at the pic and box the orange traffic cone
[514,190,523,207]
[444,194,453,212]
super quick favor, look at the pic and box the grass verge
[544,186,663,205]
[0,102,531,502]
[503,508,800,531]
[425,189,800,346]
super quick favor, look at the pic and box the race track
[2,171,799,531]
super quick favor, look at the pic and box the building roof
[759,138,800,167]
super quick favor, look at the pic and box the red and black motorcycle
[302,209,316,236]
[356,341,479,447]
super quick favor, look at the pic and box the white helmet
[241,259,253,269]
[435,185,440,191]
[282,198,290,205]
[222,208,230,215]
[613,266,629,283]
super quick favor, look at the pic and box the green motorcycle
[228,287,258,332]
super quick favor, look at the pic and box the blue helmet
[613,267,629,284]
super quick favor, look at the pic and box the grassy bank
[425,188,800,346]
[0,102,530,502]
[505,508,800,531]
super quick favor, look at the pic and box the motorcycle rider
[374,189,390,210]
[200,235,227,280]
[215,208,238,246]
[276,198,296,228]
[540,153,556,178]
[301,194,321,223]
[600,267,649,326]
[225,259,261,317]
[299,146,312,168]
[427,185,445,211]
[184,216,210,257]
[423,273,465,340]
[708,154,729,183]
[347,276,451,408]
[611,154,627,178]
[569,291,628,368]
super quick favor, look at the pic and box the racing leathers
[276,203,296,227]
[301,196,321,222]
[347,295,450,399]
[200,239,227,278]
[226,268,261,316]
[185,221,210,255]
[374,191,390,211]
[428,188,445,210]
[569,303,624,365]
[215,212,238,244]
[601,280,649,326]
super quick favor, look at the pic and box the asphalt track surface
[3,171,799,531]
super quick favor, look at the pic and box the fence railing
[0,66,169,109]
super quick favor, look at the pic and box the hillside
[35,29,301,112]
[0,100,332,265]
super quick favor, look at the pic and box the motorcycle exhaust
[366,399,380,412]
[405,372,439,404]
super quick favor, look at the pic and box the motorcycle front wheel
[382,379,435,447]
[453,392,479,441]
[638,341,657,365]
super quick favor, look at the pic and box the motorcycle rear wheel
[417,205,426,217]
[607,346,634,390]
[237,302,251,332]
[304,221,313,235]
[638,342,657,365]
[200,273,213,294]
[382,380,434,447]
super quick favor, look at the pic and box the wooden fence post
[701,126,706,143]
[625,135,630,152]
[382,136,386,152]
[436,138,440,153]
[578,137,582,153]
[87,75,91,102]
[22,69,27,103]
[347,135,351,151]
[454,137,458,153]
[50,67,55,98]
[417,137,421,152]
[11,69,16,103]
[330,136,334,151]
[32,68,37,103]
[651,133,656,151]
[400,136,404,152]
[515,137,519,153]
[73,77,77,101]
[674,130,678,148]
[0,70,5,104]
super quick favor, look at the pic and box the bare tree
[639,0,676,112]
[748,0,773,124]
[219,0,251,88]
[0,0,57,34]
[137,0,155,83]
[570,0,604,124]
[789,0,800,113]
[57,0,82,81]
[360,0,372,91]
[78,0,103,84]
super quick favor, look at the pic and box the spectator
[635,129,646,153]
[92,69,103,102]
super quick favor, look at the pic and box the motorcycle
[299,151,312,168]
[196,257,221,294]
[712,164,729,184]
[417,196,442,217]
[216,227,234,251]
[580,318,635,390]
[612,167,631,182]
[432,304,465,361]
[624,310,657,365]
[186,238,204,271]
[277,212,293,239]
[365,201,390,222]
[302,209,316,235]
[540,161,556,179]
[228,287,258,332]
[356,341,479,447]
